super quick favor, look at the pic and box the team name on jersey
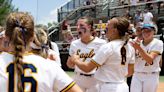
[136,50,150,59]
[136,49,153,66]
[76,49,95,62]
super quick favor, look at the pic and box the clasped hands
[67,54,80,69]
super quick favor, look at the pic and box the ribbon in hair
[15,20,27,48]
[41,44,49,50]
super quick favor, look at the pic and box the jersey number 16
[7,63,37,92]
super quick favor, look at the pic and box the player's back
[0,52,73,92]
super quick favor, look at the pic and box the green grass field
[66,71,75,77]
[159,76,164,82]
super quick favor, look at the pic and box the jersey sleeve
[91,44,113,66]
[48,49,61,66]
[51,42,60,55]
[128,44,135,64]
[53,65,75,92]
[149,12,153,18]
[69,42,76,56]
[150,40,163,55]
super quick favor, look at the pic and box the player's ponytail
[121,31,131,65]
[31,28,49,58]
[113,17,130,65]
[6,12,34,92]
[121,35,129,65]
[13,26,24,92]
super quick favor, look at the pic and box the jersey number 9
[7,63,37,92]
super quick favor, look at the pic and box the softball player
[0,27,9,52]
[67,16,106,92]
[0,30,5,52]
[127,23,143,91]
[31,27,61,66]
[130,23,163,92]
[50,41,61,66]
[68,17,135,92]
[0,12,82,92]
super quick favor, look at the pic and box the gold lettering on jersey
[135,50,142,59]
[76,49,95,62]
[136,49,154,66]
[145,50,154,66]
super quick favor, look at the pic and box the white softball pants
[130,72,159,92]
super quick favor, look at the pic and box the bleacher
[58,0,163,25]
[49,0,164,72]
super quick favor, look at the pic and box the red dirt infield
[158,82,164,92]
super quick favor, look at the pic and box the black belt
[80,73,94,77]
[136,72,159,74]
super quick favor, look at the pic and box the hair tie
[41,44,49,50]
[15,20,27,48]
[41,44,49,56]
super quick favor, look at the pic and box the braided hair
[6,12,34,92]
[32,28,49,58]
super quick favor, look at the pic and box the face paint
[78,31,82,35]
[79,26,87,33]
[78,26,87,36]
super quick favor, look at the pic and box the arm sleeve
[128,44,135,64]
[69,42,76,56]
[150,40,163,55]
[53,65,75,92]
[150,12,153,19]
[51,42,60,55]
[92,44,113,66]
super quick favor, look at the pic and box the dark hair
[113,17,130,65]
[47,39,53,50]
[6,12,34,91]
[62,20,68,30]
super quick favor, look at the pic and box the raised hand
[130,40,141,50]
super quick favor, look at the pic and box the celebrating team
[0,11,163,92]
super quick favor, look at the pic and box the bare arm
[68,54,97,73]
[48,54,57,61]
[66,56,75,69]
[137,47,158,64]
[127,64,134,77]
[160,57,162,68]
[74,60,97,73]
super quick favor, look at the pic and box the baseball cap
[142,23,155,31]
[136,22,143,28]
